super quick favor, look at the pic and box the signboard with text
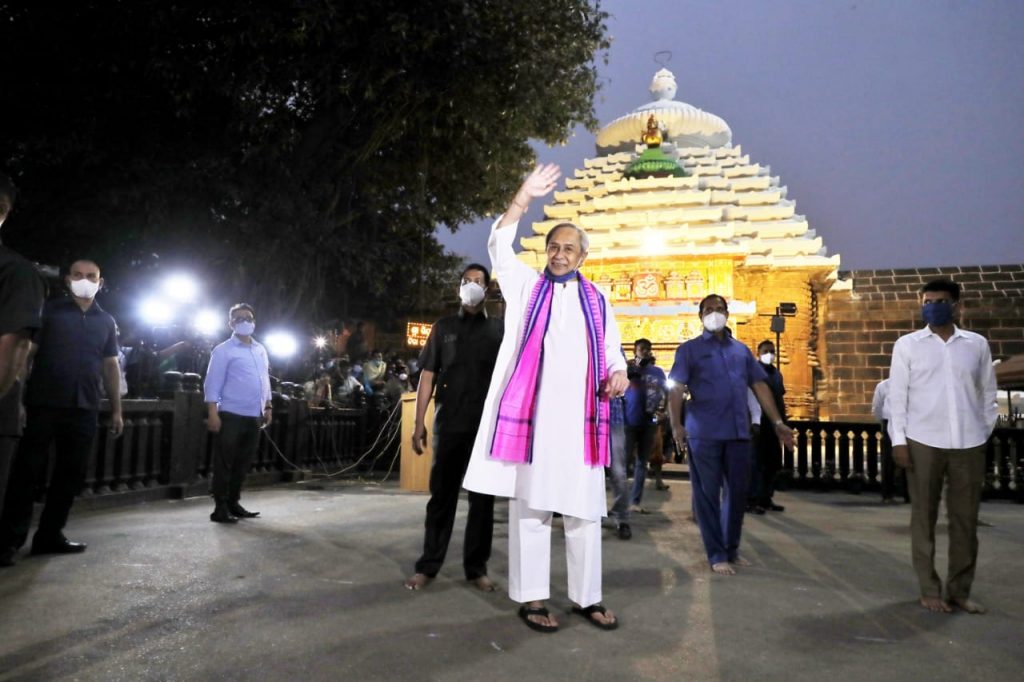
[406,321,432,348]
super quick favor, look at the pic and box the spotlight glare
[161,273,200,304]
[265,331,299,358]
[314,336,328,349]
[193,309,221,336]
[665,378,676,389]
[139,298,175,326]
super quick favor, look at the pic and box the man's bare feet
[469,575,497,592]
[523,600,558,629]
[404,573,433,590]
[951,597,987,614]
[711,562,736,575]
[730,555,753,567]
[919,596,952,613]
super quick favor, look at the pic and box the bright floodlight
[665,378,676,389]
[139,297,175,326]
[161,273,200,304]
[265,331,299,358]
[193,309,222,336]
[313,336,328,349]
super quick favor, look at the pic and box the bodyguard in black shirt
[0,259,123,565]
[0,175,46,556]
[405,263,503,591]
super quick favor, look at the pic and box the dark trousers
[879,420,909,501]
[415,429,494,580]
[0,436,17,516]
[906,440,986,599]
[749,424,783,505]
[625,422,657,505]
[0,407,97,548]
[212,411,260,504]
[689,438,750,566]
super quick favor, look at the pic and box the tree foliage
[1,0,609,328]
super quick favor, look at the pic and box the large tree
[1,1,609,328]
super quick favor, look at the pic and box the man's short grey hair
[545,222,589,252]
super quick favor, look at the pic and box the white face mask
[70,278,100,299]
[702,311,727,333]
[233,321,255,336]
[459,281,486,307]
[760,352,775,365]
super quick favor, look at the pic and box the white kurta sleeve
[603,304,627,375]
[488,216,538,309]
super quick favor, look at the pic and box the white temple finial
[649,68,677,101]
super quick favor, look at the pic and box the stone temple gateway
[516,69,843,419]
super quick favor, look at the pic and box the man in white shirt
[872,379,908,504]
[887,279,997,614]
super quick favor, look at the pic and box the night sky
[437,0,1024,272]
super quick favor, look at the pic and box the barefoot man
[888,279,997,614]
[667,295,793,575]
[463,163,628,633]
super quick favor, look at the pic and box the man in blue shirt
[668,295,793,575]
[624,338,667,514]
[0,259,123,562]
[203,303,272,523]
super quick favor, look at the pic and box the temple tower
[518,69,843,418]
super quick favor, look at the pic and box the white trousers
[507,498,602,607]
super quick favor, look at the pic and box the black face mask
[639,356,655,367]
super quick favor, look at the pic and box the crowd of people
[0,166,999,625]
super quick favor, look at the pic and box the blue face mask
[922,302,954,327]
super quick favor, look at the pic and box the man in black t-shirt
[405,263,503,591]
[0,258,122,566]
[0,175,46,568]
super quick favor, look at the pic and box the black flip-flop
[518,605,558,633]
[572,604,619,631]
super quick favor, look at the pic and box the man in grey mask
[405,263,503,592]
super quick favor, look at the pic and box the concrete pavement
[1,479,1021,681]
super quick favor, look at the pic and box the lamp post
[770,302,798,369]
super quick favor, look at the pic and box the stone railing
[784,421,1023,501]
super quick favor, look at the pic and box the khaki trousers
[906,439,986,600]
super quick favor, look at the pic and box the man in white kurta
[463,164,627,632]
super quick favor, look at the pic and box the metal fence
[65,382,397,508]
[784,421,1024,501]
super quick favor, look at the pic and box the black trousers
[415,429,494,580]
[0,407,97,548]
[0,436,18,520]
[753,424,783,505]
[879,420,909,501]
[211,411,260,504]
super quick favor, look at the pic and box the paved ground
[0,477,1021,682]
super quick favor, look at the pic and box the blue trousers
[688,438,751,565]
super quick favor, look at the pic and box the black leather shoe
[228,504,260,518]
[210,505,239,524]
[617,523,632,540]
[0,546,18,567]
[31,536,87,555]
[767,503,785,512]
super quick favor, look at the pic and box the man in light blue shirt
[204,303,272,523]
